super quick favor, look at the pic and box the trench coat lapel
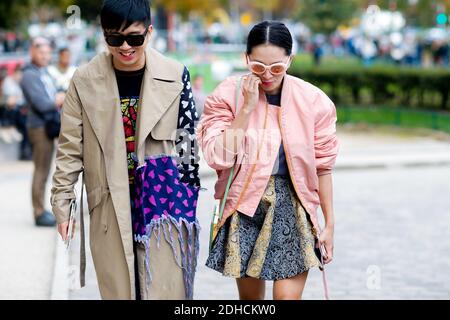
[136,50,183,157]
[77,49,183,169]
[74,53,127,171]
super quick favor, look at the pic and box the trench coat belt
[79,174,86,288]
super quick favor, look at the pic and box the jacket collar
[258,75,293,111]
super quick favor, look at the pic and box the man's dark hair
[100,0,151,32]
[58,47,70,55]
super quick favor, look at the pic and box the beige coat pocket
[87,186,110,233]
[87,186,109,213]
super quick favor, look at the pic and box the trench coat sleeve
[50,76,84,224]
[313,91,339,177]
[196,77,240,171]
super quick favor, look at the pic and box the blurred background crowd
[1,0,450,64]
[2,0,450,160]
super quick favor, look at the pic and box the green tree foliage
[296,0,361,35]
[247,0,298,20]
[153,0,229,19]
[1,0,109,29]
[0,1,31,29]
[370,0,450,27]
[3,0,450,31]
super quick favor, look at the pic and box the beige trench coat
[51,49,191,299]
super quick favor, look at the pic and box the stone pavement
[0,161,56,299]
[336,125,450,169]
[1,126,450,299]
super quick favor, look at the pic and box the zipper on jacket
[222,103,269,223]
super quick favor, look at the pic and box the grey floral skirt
[206,175,323,280]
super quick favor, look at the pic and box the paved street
[197,165,450,300]
[1,127,450,299]
[0,161,56,299]
[306,165,450,299]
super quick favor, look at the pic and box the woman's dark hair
[100,0,151,32]
[246,21,293,55]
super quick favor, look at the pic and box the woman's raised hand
[241,74,261,114]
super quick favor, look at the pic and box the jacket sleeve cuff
[50,192,75,224]
[211,138,238,167]
[317,169,333,176]
[52,199,71,224]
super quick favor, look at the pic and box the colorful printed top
[114,66,145,185]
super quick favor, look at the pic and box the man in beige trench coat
[51,0,200,299]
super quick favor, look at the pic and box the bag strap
[217,76,242,221]
[322,257,330,300]
[317,239,330,299]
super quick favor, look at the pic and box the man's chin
[113,56,140,67]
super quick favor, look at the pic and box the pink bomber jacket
[197,75,339,235]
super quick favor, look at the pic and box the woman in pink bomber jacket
[197,21,339,300]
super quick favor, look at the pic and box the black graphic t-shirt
[114,66,145,184]
[266,92,288,176]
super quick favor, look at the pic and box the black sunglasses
[104,29,148,47]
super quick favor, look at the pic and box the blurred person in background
[432,40,449,66]
[1,65,31,160]
[192,74,206,117]
[3,32,20,53]
[0,67,8,138]
[20,37,65,227]
[312,40,324,66]
[0,32,4,54]
[48,47,77,92]
[1,66,23,146]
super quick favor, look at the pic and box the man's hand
[55,92,66,109]
[57,220,75,241]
